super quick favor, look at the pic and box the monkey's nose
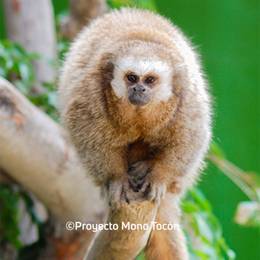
[133,84,146,93]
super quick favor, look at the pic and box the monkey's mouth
[128,93,150,106]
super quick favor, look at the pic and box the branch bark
[0,168,13,183]
[3,0,57,87]
[60,0,108,39]
[0,77,105,223]
[86,200,158,260]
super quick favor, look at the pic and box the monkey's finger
[128,177,146,192]
[145,184,166,204]
[139,181,150,194]
[107,180,124,206]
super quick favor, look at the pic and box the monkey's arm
[129,114,210,199]
[82,145,127,185]
[147,139,207,198]
[64,97,128,187]
[85,188,159,260]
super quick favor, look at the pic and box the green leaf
[18,62,31,82]
[183,189,235,259]
[0,39,37,93]
[182,201,200,213]
[136,251,145,260]
[0,185,22,248]
[209,142,225,158]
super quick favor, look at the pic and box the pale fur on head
[111,56,173,103]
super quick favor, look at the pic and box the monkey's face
[111,56,173,107]
[124,71,156,106]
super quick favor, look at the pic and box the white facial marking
[117,57,170,75]
[111,56,173,102]
[111,66,128,99]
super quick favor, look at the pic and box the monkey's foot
[128,161,150,192]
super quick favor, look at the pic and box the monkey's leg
[145,194,188,260]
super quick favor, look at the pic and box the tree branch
[3,0,57,88]
[0,77,105,223]
[86,200,158,260]
[60,0,108,39]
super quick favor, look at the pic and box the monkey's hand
[128,161,150,192]
[128,161,166,204]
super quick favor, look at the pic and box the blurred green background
[156,1,259,259]
[0,0,259,259]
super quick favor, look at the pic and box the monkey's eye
[144,76,156,85]
[126,74,139,84]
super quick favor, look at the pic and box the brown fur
[145,194,188,260]
[59,8,212,260]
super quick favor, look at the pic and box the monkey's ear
[99,53,115,84]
